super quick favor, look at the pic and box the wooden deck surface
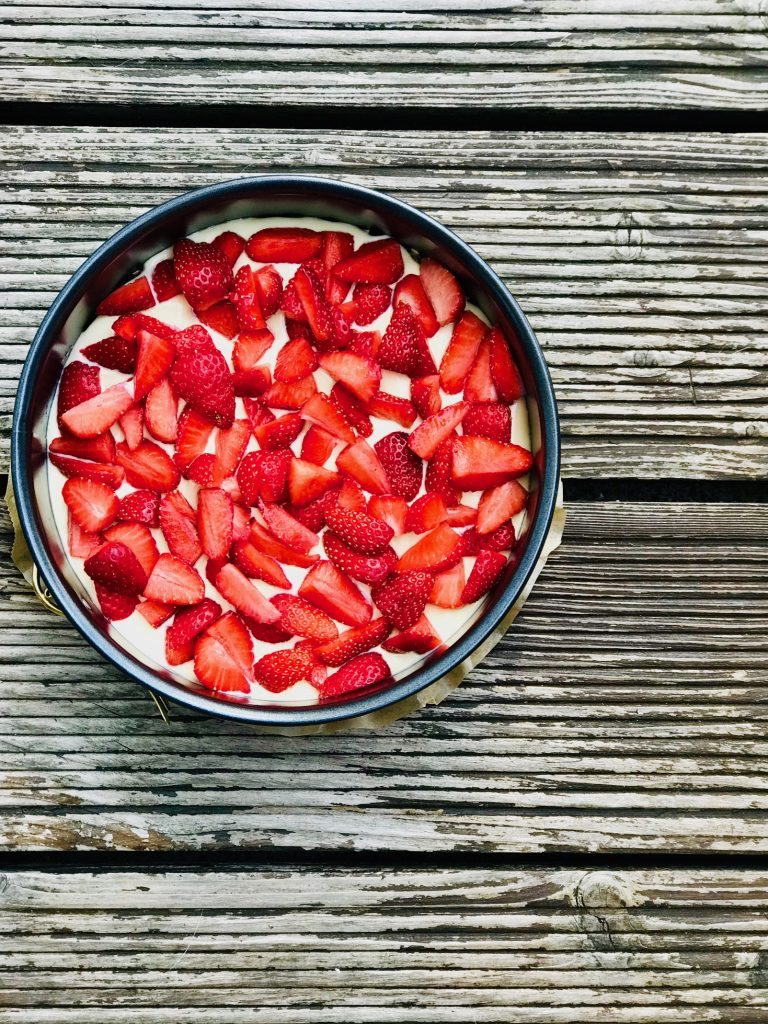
[1,5,767,1022]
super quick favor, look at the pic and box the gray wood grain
[2,128,767,478]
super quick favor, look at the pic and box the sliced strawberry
[366,391,416,428]
[464,336,498,403]
[259,501,318,554]
[197,300,240,340]
[237,449,292,506]
[214,563,281,625]
[253,412,303,452]
[144,553,204,605]
[350,283,391,325]
[167,598,222,661]
[318,351,380,403]
[137,599,175,628]
[68,516,102,560]
[320,651,391,699]
[186,453,214,486]
[476,480,527,534]
[462,401,512,443]
[334,239,404,285]
[114,313,177,343]
[232,503,252,543]
[404,492,448,534]
[159,491,202,565]
[429,560,466,608]
[419,259,464,325]
[234,364,271,398]
[337,479,366,512]
[63,478,118,533]
[212,419,250,484]
[330,383,372,438]
[173,238,234,311]
[324,505,393,555]
[382,613,441,654]
[288,487,340,533]
[397,523,462,574]
[461,548,507,604]
[314,617,392,667]
[367,494,408,535]
[57,361,100,431]
[288,458,340,506]
[117,489,159,527]
[445,503,477,527]
[246,227,322,264]
[378,303,430,378]
[371,571,432,630]
[61,383,134,439]
[96,276,154,317]
[134,330,176,401]
[144,378,178,443]
[373,432,421,501]
[293,264,332,342]
[49,432,116,464]
[301,392,355,444]
[116,440,180,492]
[233,539,291,589]
[49,453,125,489]
[439,312,487,394]
[273,337,317,384]
[349,329,381,360]
[425,435,459,506]
[253,266,283,317]
[301,424,338,465]
[408,401,469,460]
[242,397,275,433]
[249,520,318,569]
[119,405,144,450]
[197,488,234,560]
[82,334,137,374]
[85,541,147,596]
[233,328,274,374]
[393,274,438,337]
[272,594,338,642]
[103,521,159,578]
[170,334,235,428]
[262,374,317,410]
[323,532,397,586]
[254,642,316,693]
[322,231,355,303]
[337,439,391,495]
[95,584,138,621]
[488,327,526,402]
[175,406,214,470]
[410,375,441,419]
[195,612,253,693]
[280,277,306,321]
[151,258,181,302]
[299,560,372,628]
[212,230,245,267]
[451,436,533,490]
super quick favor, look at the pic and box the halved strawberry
[151,258,181,302]
[237,449,292,506]
[144,378,178,443]
[419,259,464,325]
[170,335,235,428]
[397,523,462,574]
[337,479,366,512]
[50,432,116,464]
[175,406,214,470]
[410,375,441,419]
[259,501,319,554]
[96,276,155,317]
[451,436,533,490]
[350,283,391,325]
[382,613,441,654]
[144,553,205,605]
[330,384,372,438]
[299,560,372,627]
[137,599,175,628]
[272,594,338,642]
[429,560,466,608]
[159,491,202,565]
[57,361,100,431]
[186,454,214,486]
[293,264,332,342]
[289,487,340,533]
[253,412,303,452]
[274,337,318,383]
[212,419,251,484]
[167,599,223,666]
[439,312,487,394]
[85,541,148,596]
[322,231,355,303]
[476,480,527,534]
[488,327,525,403]
[197,300,240,340]
[324,505,393,555]
[233,328,274,374]
[195,612,253,693]
[404,492,448,534]
[323,532,397,586]
[334,239,404,285]
[134,330,176,401]
[319,652,391,699]
[246,227,322,264]
[314,616,391,667]
[337,439,390,495]
[461,548,507,604]
[214,563,281,624]
[371,571,432,630]
[95,585,138,621]
[373,432,421,501]
[366,391,416,428]
[49,454,125,489]
[233,539,291,589]
[117,489,159,527]
[462,401,511,443]
[212,230,246,267]
[116,440,180,492]
[119,405,144,450]
[318,351,380,403]
[61,383,134,438]
[393,274,438,337]
[63,478,118,533]
[197,488,234,560]
[242,397,274,433]
[464,336,498,403]
[68,516,102,559]
[103,521,159,578]
[301,392,355,444]
[254,642,316,693]
[262,375,317,410]
[288,458,340,506]
[367,494,408,535]
[425,435,458,506]
[114,313,178,343]
[378,303,430,378]
[408,402,469,460]
[82,334,137,374]
[254,266,283,317]
[249,520,318,569]
[301,424,338,465]
[173,239,234,311]
[445,503,477,527]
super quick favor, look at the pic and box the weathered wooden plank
[1,498,765,854]
[1,128,766,478]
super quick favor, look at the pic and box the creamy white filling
[46,216,531,706]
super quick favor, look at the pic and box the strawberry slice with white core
[439,312,487,394]
[317,351,381,403]
[195,612,253,693]
[259,501,319,554]
[476,480,527,535]
[408,402,469,461]
[233,539,291,589]
[288,458,340,506]
[246,228,322,264]
[96,276,155,317]
[68,516,103,560]
[175,407,214,470]
[300,393,355,444]
[144,378,178,443]
[119,406,144,450]
[212,419,250,484]
[248,520,318,569]
[393,274,439,337]
[429,560,466,608]
[274,337,318,383]
[61,383,134,438]
[488,327,526,403]
[451,436,533,490]
[159,492,202,565]
[293,265,332,341]
[144,554,205,605]
[116,440,180,492]
[134,331,176,402]
[397,523,462,574]
[367,494,408,535]
[63,478,118,534]
[49,433,116,464]
[404,492,448,534]
[214,563,281,625]
[336,439,391,495]
[198,488,234,560]
[334,239,404,285]
[464,336,498,403]
[419,259,464,325]
[50,454,125,490]
[299,560,372,628]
